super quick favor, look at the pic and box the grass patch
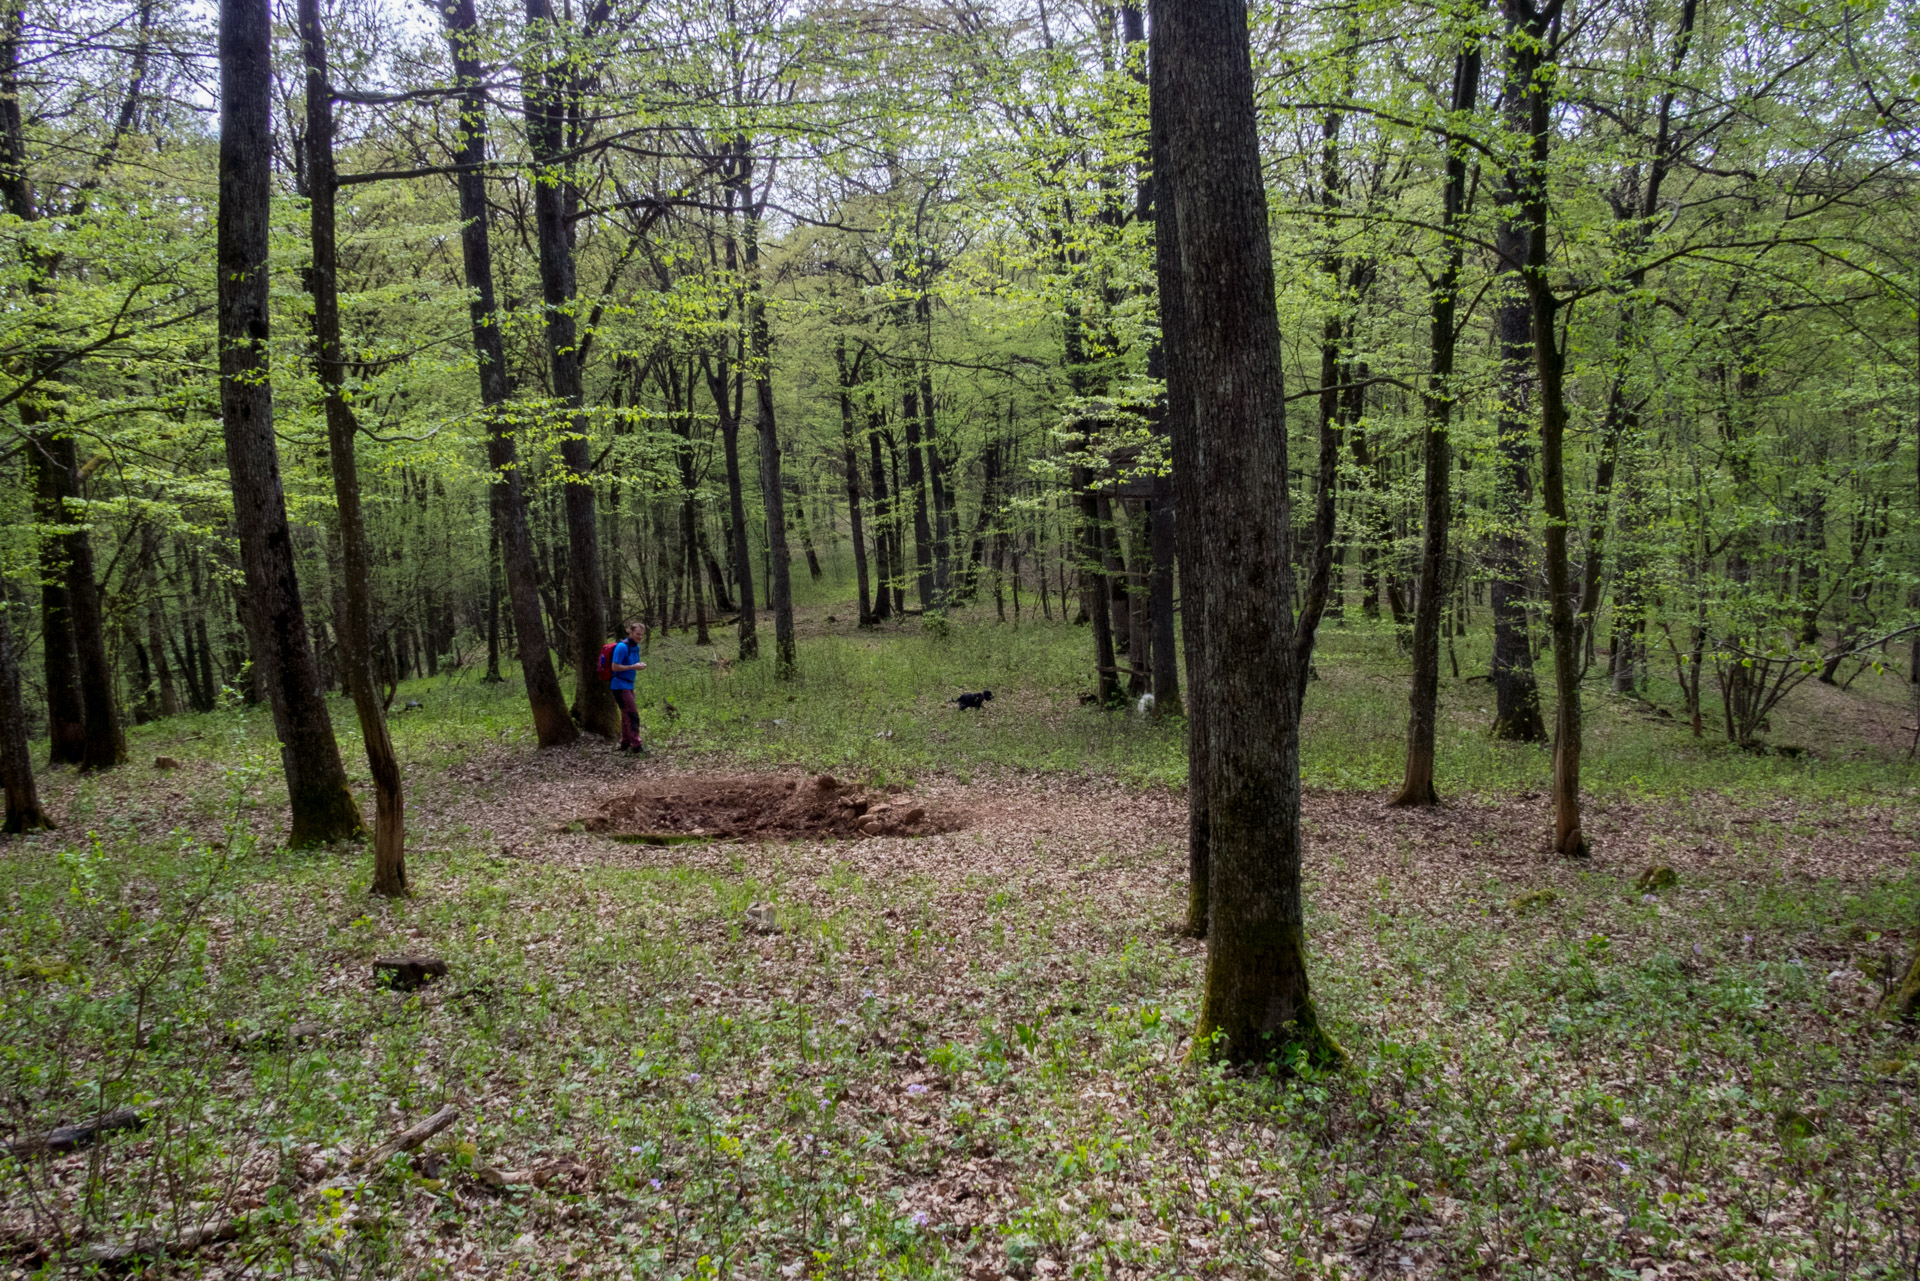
[4,606,1918,1276]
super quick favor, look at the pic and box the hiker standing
[606,621,648,754]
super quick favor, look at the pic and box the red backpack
[596,641,618,684]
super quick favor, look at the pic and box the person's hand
[637,662,647,670]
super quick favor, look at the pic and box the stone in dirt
[581,775,961,843]
[745,903,779,934]
[373,956,448,991]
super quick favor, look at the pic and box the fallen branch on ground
[74,1104,460,1266]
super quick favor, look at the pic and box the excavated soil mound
[582,774,960,843]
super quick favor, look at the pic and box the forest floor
[4,606,1920,1279]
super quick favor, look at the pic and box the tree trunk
[48,432,123,771]
[903,387,938,611]
[1507,0,1587,856]
[522,0,615,736]
[219,0,362,847]
[1097,492,1134,665]
[1155,0,1336,1066]
[742,172,796,676]
[0,587,52,832]
[866,419,894,622]
[836,339,874,625]
[1149,63,1208,935]
[1074,467,1120,705]
[1392,40,1480,808]
[302,0,405,895]
[1488,43,1548,744]
[148,590,180,717]
[484,512,503,682]
[921,357,955,603]
[442,0,574,744]
[710,359,759,656]
[29,436,86,764]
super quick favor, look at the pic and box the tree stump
[373,956,448,991]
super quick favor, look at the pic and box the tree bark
[1155,0,1336,1064]
[41,429,123,771]
[442,0,573,744]
[836,339,874,625]
[1488,27,1548,745]
[903,387,938,611]
[1151,36,1206,935]
[742,169,796,676]
[29,435,86,764]
[522,0,616,736]
[302,0,405,896]
[866,417,895,622]
[1392,39,1480,808]
[0,587,52,832]
[219,0,362,847]
[709,357,759,656]
[1506,0,1586,856]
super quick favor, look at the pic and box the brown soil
[581,773,961,842]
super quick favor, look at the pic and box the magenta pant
[614,688,642,749]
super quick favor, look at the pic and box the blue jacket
[611,640,640,691]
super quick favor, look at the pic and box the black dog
[952,690,994,711]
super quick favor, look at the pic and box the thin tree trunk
[1075,468,1120,705]
[219,0,362,847]
[484,511,503,682]
[523,0,616,736]
[710,359,759,656]
[1155,0,1336,1065]
[903,387,937,611]
[302,0,405,895]
[866,419,894,622]
[741,170,796,676]
[148,593,180,716]
[1506,0,1585,856]
[1392,39,1480,808]
[835,338,873,625]
[442,0,573,743]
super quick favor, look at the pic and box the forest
[1,0,1919,1272]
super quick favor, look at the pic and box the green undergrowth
[3,767,1918,1277]
[154,600,1920,803]
[6,608,1920,1276]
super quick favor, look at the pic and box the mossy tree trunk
[1152,0,1337,1066]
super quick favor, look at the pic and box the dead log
[74,1104,459,1266]
[5,1108,144,1157]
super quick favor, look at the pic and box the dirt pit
[581,774,960,843]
